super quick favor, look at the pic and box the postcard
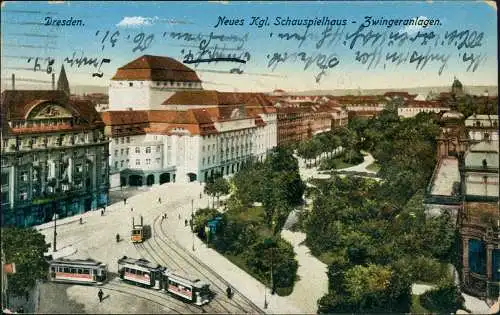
[1,1,498,314]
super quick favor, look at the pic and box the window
[126,148,129,155]
[202,158,205,165]
[135,147,140,153]
[127,137,130,143]
[115,150,118,157]
[19,191,28,200]
[208,157,211,164]
[21,172,28,182]
[115,162,118,169]
[213,144,215,150]
[146,147,151,154]
[121,149,124,155]
[120,161,124,167]
[156,145,160,152]
[202,146,205,152]
[156,158,160,164]
[115,139,119,145]
[136,159,140,165]
[146,159,151,165]
[121,138,124,144]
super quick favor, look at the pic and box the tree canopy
[2,227,50,296]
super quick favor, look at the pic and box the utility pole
[1,245,8,311]
[53,207,58,253]
[192,199,195,252]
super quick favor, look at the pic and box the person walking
[79,217,83,225]
[98,289,104,302]
[178,213,181,220]
[100,209,104,216]
[184,219,188,227]
[131,207,133,212]
[124,198,127,205]
[158,197,161,204]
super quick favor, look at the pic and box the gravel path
[280,230,328,314]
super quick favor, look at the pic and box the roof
[430,157,460,196]
[162,90,273,107]
[1,90,104,134]
[1,90,69,120]
[112,55,201,82]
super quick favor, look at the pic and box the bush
[420,279,464,313]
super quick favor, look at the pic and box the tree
[2,228,50,297]
[213,177,230,208]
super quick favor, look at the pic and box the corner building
[104,55,277,185]
[1,88,109,227]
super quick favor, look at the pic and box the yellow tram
[131,216,144,243]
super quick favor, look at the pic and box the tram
[131,216,144,243]
[117,256,211,305]
[48,258,108,285]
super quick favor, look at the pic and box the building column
[486,244,494,280]
[462,236,470,283]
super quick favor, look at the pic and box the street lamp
[192,199,195,251]
[52,209,58,253]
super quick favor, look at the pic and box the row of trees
[296,131,343,167]
[301,111,461,312]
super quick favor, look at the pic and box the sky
[1,1,498,93]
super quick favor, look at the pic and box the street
[37,181,263,314]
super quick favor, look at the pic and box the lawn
[411,295,431,313]
[366,162,381,172]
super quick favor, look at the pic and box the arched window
[146,147,151,153]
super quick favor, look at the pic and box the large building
[103,55,277,185]
[424,79,499,300]
[459,139,499,299]
[1,70,109,227]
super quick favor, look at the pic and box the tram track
[132,215,232,314]
[151,213,263,314]
[102,281,185,314]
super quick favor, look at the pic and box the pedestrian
[184,219,188,227]
[131,207,133,212]
[178,213,181,220]
[158,197,161,203]
[98,289,104,302]
[200,192,202,199]
[124,198,127,205]
[165,213,168,219]
[79,217,83,225]
[100,209,104,216]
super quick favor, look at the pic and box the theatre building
[104,55,277,186]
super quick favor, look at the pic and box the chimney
[52,73,55,90]
[11,74,15,90]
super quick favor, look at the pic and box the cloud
[484,0,496,11]
[116,16,192,27]
[116,16,159,28]
[401,16,428,35]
